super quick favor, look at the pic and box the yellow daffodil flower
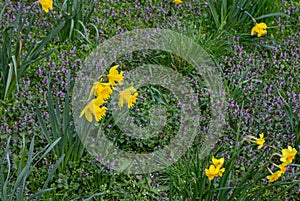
[267,170,282,182]
[280,146,297,165]
[245,133,265,150]
[205,156,225,180]
[267,160,290,183]
[39,0,53,13]
[218,167,225,177]
[256,133,265,150]
[118,87,138,108]
[107,65,124,86]
[128,91,139,108]
[79,98,107,122]
[278,164,287,174]
[251,22,267,37]
[212,156,225,169]
[89,81,113,100]
[173,0,182,4]
[205,165,219,181]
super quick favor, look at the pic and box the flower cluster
[267,146,297,182]
[205,156,225,180]
[80,65,138,122]
[245,133,297,182]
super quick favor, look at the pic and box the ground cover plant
[0,0,299,200]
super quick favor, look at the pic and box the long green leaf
[29,22,65,60]
[208,0,220,28]
[221,0,227,22]
[69,19,75,39]
[270,181,299,200]
[12,55,18,91]
[26,188,55,201]
[1,137,11,200]
[36,105,51,143]
[75,29,91,44]
[89,23,99,43]
[0,4,7,25]
[46,80,62,156]
[32,137,62,169]
[21,13,35,45]
[84,0,96,24]
[11,137,35,200]
[4,63,13,100]
[34,155,65,200]
[231,151,266,198]
[22,47,56,71]
[256,12,290,20]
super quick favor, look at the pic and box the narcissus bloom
[256,133,265,150]
[89,81,113,100]
[173,0,182,4]
[39,0,53,13]
[205,156,225,180]
[128,91,139,108]
[245,133,265,150]
[280,146,297,165]
[267,170,282,182]
[205,165,219,181]
[107,65,124,86]
[212,156,224,169]
[118,87,138,108]
[218,167,225,177]
[278,164,287,174]
[251,22,267,37]
[79,98,107,122]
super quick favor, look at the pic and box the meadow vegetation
[0,0,299,200]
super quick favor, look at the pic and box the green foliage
[102,84,181,154]
[1,0,300,200]
[204,0,285,33]
[164,136,300,200]
[277,89,300,151]
[193,0,290,54]
[0,1,64,101]
[36,77,85,171]
[55,0,98,44]
[0,136,64,201]
[43,155,109,200]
